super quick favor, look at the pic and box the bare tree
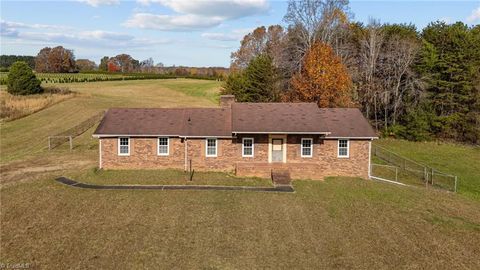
[283,0,350,62]
[358,19,384,129]
[379,35,420,124]
[230,26,285,71]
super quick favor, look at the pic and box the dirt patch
[0,156,95,187]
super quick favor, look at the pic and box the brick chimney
[220,95,235,108]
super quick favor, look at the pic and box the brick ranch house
[93,95,377,180]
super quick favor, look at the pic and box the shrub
[7,61,42,95]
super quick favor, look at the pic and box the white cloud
[1,20,170,49]
[201,28,252,41]
[1,19,70,31]
[79,0,119,7]
[156,0,269,20]
[466,6,480,23]
[128,0,269,31]
[124,13,223,31]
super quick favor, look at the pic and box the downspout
[184,138,188,171]
[368,140,372,179]
[99,139,102,169]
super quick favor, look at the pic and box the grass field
[1,79,479,269]
[1,177,479,269]
[375,139,480,201]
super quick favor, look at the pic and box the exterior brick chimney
[220,95,235,108]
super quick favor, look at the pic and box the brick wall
[100,135,371,180]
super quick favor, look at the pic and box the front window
[338,139,349,158]
[118,137,130,156]
[301,138,313,157]
[206,138,217,157]
[242,138,254,157]
[158,137,169,155]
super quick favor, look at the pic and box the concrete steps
[271,170,292,186]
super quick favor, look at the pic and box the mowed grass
[1,177,479,269]
[0,79,221,164]
[72,168,272,187]
[375,139,480,201]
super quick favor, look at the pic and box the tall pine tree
[417,22,480,143]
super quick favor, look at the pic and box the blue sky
[1,0,479,67]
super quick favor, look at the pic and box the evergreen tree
[7,61,42,95]
[221,54,279,102]
[417,22,480,143]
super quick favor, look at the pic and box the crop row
[0,72,182,85]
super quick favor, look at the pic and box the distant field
[0,79,222,171]
[0,72,218,84]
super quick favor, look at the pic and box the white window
[118,137,130,156]
[206,138,217,157]
[158,137,169,156]
[301,138,313,157]
[242,137,254,157]
[338,139,349,158]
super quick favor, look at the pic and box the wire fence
[371,144,457,192]
[48,111,104,150]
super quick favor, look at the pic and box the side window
[118,137,130,156]
[206,138,217,157]
[301,138,313,157]
[242,138,254,157]
[158,137,169,155]
[338,139,349,158]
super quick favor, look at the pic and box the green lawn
[1,177,479,269]
[375,139,480,201]
[71,168,272,187]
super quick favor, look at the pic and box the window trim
[205,138,217,157]
[157,137,169,156]
[118,137,130,156]
[337,139,350,158]
[301,138,313,158]
[242,137,254,157]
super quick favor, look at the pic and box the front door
[272,139,284,162]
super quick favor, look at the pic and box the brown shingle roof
[319,108,377,138]
[231,103,329,133]
[93,103,377,138]
[94,108,231,137]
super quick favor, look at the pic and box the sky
[1,0,479,67]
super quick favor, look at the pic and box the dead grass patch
[0,89,75,122]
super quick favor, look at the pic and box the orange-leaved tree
[285,42,353,108]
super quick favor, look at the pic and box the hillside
[375,139,480,201]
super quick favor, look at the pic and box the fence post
[431,168,434,186]
[454,176,457,193]
[395,167,398,182]
[423,167,427,181]
[48,137,51,150]
[69,136,72,151]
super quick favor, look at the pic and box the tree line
[1,48,228,80]
[223,0,480,144]
[0,55,35,71]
